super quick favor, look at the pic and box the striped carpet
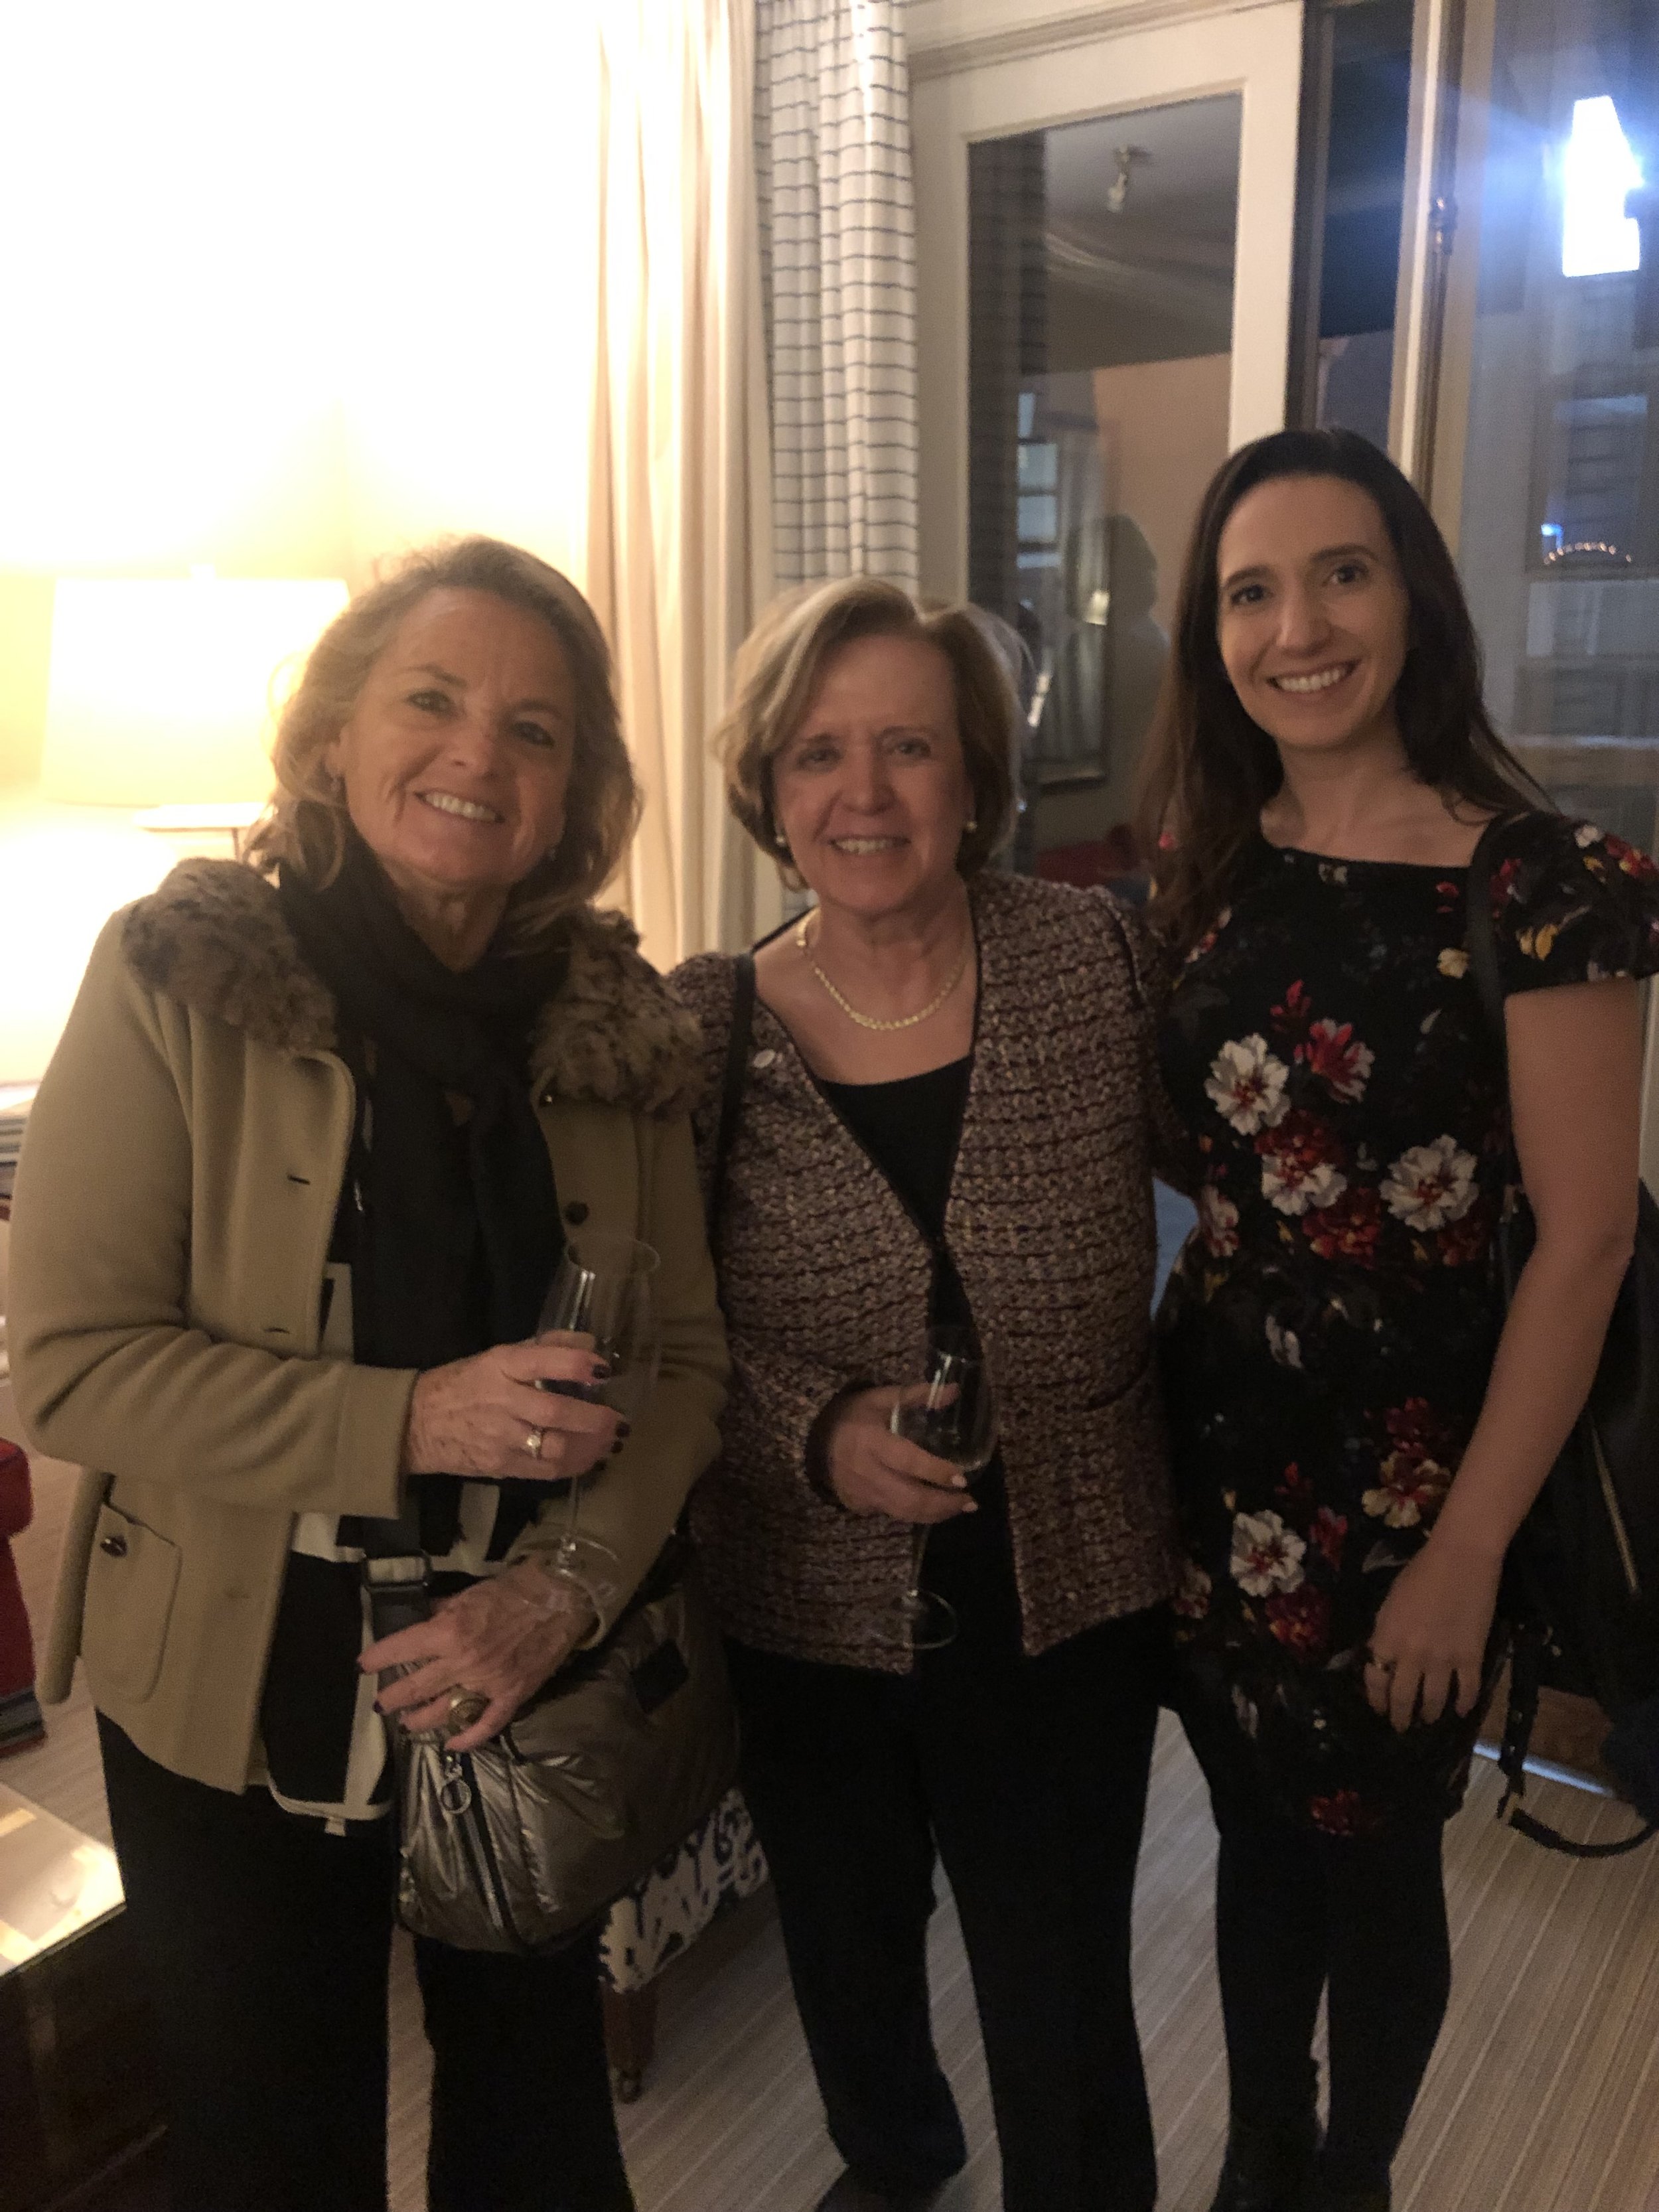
[8,1413,1659,2211]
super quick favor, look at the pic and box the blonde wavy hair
[715,577,1019,887]
[244,538,640,944]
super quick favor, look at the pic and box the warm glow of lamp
[41,574,349,826]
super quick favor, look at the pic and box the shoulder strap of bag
[709,954,756,1241]
[1464,814,1514,1053]
[356,1506,433,1643]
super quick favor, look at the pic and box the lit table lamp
[40,575,350,855]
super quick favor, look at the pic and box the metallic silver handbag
[380,1539,739,1953]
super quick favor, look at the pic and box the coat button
[751,1048,777,1070]
[99,1533,129,1558]
[564,1201,589,1225]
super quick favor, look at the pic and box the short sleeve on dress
[1484,812,1659,997]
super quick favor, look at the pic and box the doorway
[967,95,1241,881]
[911,0,1304,885]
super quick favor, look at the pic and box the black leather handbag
[1467,816,1659,1854]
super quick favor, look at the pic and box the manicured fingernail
[616,1420,632,1439]
[611,1439,625,1456]
[960,1499,977,1512]
[950,1475,968,1489]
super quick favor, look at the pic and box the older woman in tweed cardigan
[673,579,1178,2212]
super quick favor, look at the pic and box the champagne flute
[536,1232,660,1609]
[883,1324,999,1652]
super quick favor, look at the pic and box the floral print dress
[1157,812,1659,1834]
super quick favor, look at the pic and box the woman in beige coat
[9,538,725,2212]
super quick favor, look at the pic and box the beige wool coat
[672,869,1179,1670]
[9,860,726,1793]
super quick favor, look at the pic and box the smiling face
[770,632,974,924]
[1215,474,1411,763]
[326,587,575,924]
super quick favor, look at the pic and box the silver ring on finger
[444,1688,490,1735]
[524,1426,543,1459]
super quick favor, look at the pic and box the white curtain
[585,0,775,970]
[756,0,920,591]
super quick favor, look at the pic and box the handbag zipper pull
[438,1749,473,1816]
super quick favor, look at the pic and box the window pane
[1455,0,1659,849]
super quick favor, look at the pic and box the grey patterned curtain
[755,0,920,590]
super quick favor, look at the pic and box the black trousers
[729,1605,1164,2212]
[97,1715,632,2212]
[1181,1706,1453,2199]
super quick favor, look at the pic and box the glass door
[912,1,1305,885]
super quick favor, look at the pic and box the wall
[910,0,1301,599]
[1092,352,1230,631]
[0,582,54,790]
[904,0,1285,75]
[0,1,602,1076]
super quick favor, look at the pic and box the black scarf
[277,832,567,1555]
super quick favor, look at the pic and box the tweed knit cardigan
[672,869,1179,1670]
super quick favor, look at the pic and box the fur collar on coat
[122,859,701,1119]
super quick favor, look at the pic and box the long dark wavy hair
[1135,428,1545,951]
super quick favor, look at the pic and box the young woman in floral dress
[1142,429,1659,2212]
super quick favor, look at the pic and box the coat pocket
[81,1499,181,1705]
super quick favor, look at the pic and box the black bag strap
[708,954,756,1249]
[356,1506,433,1645]
[1466,818,1534,1307]
[1463,814,1515,1053]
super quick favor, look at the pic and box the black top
[818,1053,1017,1655]
[820,1056,972,1331]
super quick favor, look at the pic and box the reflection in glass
[1562,96,1644,279]
[968,96,1240,889]
[1456,0,1659,853]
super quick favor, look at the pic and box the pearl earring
[964,817,979,834]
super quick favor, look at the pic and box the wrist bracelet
[515,1556,603,1626]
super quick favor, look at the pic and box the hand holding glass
[886,1325,999,1651]
[536,1232,660,1611]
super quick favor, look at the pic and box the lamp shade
[41,576,350,813]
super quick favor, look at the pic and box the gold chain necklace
[794,911,971,1033]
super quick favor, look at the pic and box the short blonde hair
[244,538,640,944]
[716,578,1019,881]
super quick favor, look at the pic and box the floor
[7,1396,1659,2211]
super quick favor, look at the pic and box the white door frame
[911,0,1306,600]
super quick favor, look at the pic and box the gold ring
[1370,1654,1398,1676]
[445,1689,489,1732]
[524,1426,543,1459]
